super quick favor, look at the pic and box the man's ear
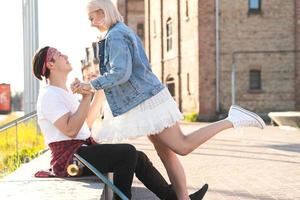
[46,62,55,70]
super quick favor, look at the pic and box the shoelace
[235,119,260,128]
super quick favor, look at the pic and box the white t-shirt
[37,85,91,145]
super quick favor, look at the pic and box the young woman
[32,46,208,200]
[72,0,266,199]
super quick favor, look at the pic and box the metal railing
[0,111,37,132]
[0,111,44,177]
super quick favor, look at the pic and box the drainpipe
[231,63,236,105]
[160,0,164,83]
[215,0,220,113]
[295,0,300,109]
[147,0,151,62]
[177,0,182,111]
[125,0,128,24]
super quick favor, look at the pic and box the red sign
[0,84,11,114]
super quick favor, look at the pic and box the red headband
[42,47,57,76]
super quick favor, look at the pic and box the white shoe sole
[231,105,266,129]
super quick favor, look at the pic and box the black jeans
[77,143,172,200]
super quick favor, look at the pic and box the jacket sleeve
[90,36,133,90]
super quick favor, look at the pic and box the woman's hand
[71,78,81,93]
[87,72,98,81]
[71,78,93,95]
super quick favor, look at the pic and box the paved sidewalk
[129,123,300,200]
[0,123,299,200]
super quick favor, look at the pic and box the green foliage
[184,112,198,122]
[0,118,45,178]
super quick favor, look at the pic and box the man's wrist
[89,81,97,92]
[82,93,93,101]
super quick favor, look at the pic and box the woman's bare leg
[147,119,231,199]
[145,106,265,198]
[149,136,190,200]
[146,120,231,199]
[154,119,232,156]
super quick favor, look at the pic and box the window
[92,42,99,62]
[166,76,175,97]
[187,73,191,95]
[249,0,261,13]
[153,20,157,38]
[85,48,90,62]
[166,18,173,52]
[249,70,261,90]
[137,23,144,40]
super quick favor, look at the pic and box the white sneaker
[227,105,266,129]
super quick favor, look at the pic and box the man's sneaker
[227,105,266,129]
[165,183,208,200]
[189,183,209,200]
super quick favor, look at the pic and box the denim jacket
[90,22,165,117]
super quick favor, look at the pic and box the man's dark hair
[32,46,50,80]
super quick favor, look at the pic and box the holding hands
[71,78,94,96]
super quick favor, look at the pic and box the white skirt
[92,87,183,142]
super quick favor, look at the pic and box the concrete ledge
[268,111,300,130]
[0,150,106,200]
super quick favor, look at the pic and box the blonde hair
[86,0,123,28]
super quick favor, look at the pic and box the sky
[0,0,99,94]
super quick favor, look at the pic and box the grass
[184,112,199,122]
[0,115,45,178]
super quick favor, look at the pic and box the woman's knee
[157,137,192,156]
[171,141,193,156]
[157,142,191,156]
[174,146,192,156]
[154,146,178,162]
[150,133,192,156]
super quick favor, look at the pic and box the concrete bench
[268,111,300,130]
[0,150,112,200]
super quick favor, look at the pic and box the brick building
[81,0,145,81]
[118,0,145,44]
[145,0,300,120]
[82,0,300,120]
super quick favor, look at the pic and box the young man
[32,46,208,200]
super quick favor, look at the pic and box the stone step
[0,150,106,200]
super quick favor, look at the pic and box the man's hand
[71,78,81,93]
[71,79,93,95]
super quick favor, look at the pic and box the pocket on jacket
[112,81,139,106]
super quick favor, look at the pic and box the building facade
[118,0,145,44]
[145,0,300,120]
[82,0,300,120]
[81,0,145,81]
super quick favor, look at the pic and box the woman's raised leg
[154,104,266,155]
[154,120,232,156]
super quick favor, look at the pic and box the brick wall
[145,0,300,116]
[145,0,163,79]
[220,0,296,112]
[127,0,145,44]
[145,0,216,118]
[197,0,216,119]
[180,0,200,114]
[295,0,300,110]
